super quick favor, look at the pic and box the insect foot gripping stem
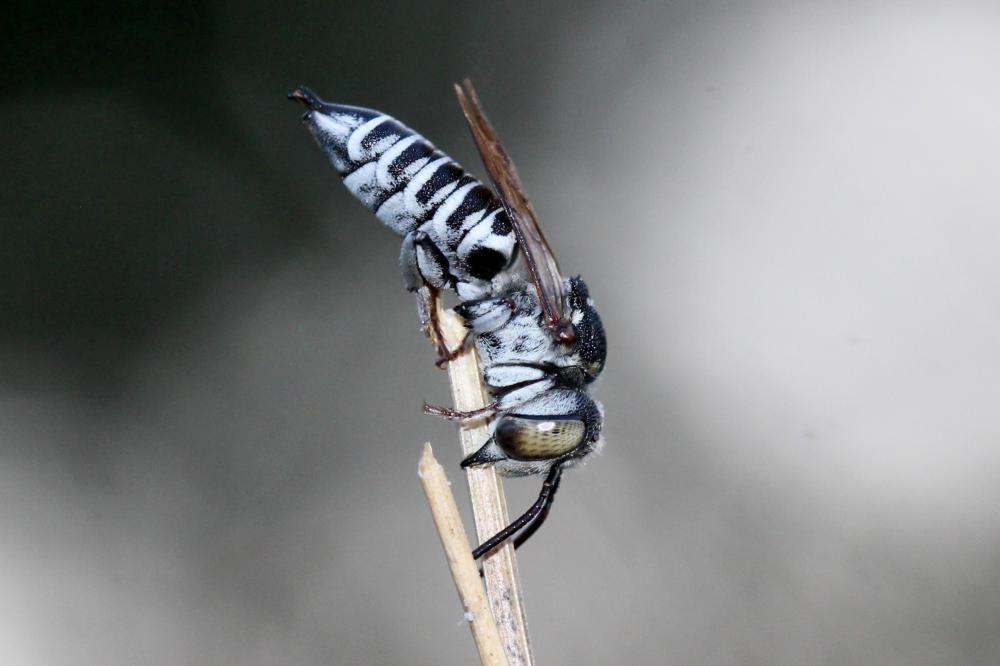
[415,286,469,367]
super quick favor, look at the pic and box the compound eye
[494,416,585,461]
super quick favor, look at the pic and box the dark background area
[3,1,1000,664]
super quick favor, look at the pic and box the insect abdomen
[297,89,517,296]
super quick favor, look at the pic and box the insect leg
[453,294,518,334]
[414,286,468,366]
[422,401,498,420]
[401,230,454,292]
[472,464,564,560]
[424,376,553,422]
[405,232,470,366]
[434,331,473,368]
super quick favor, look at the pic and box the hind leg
[415,286,471,367]
[401,229,452,292]
[402,230,470,365]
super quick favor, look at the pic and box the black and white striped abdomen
[298,89,517,299]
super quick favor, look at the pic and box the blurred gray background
[3,1,1000,664]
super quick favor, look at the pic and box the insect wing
[454,80,576,343]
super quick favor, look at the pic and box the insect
[289,81,607,559]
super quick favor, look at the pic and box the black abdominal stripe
[305,103,517,301]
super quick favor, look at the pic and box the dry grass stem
[436,306,535,666]
[418,444,508,666]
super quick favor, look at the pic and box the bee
[290,81,606,559]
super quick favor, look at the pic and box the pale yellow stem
[418,444,508,666]
[436,306,535,666]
